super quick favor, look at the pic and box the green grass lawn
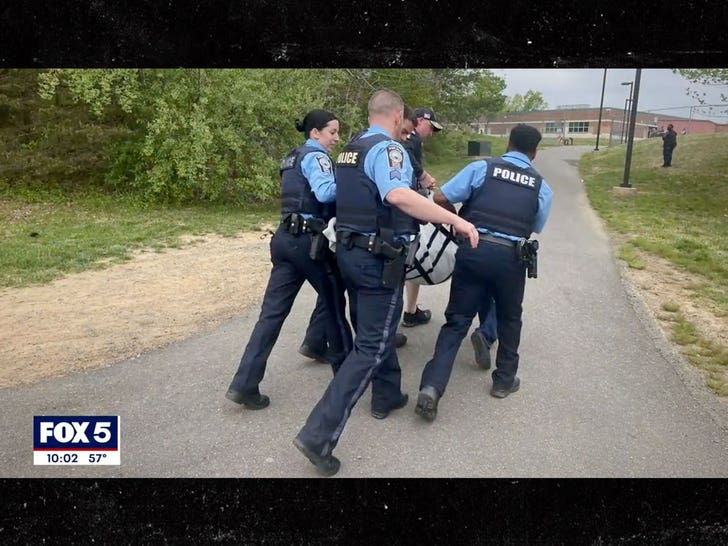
[581,133,728,311]
[0,192,278,287]
[581,132,728,394]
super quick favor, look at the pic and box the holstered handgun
[517,239,539,279]
[309,233,328,261]
[381,252,406,288]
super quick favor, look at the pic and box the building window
[568,121,589,133]
[544,122,560,134]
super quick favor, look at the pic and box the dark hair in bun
[295,109,338,139]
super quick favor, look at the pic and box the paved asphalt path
[2,146,727,478]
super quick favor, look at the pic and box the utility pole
[620,81,633,144]
[621,69,642,188]
[594,68,607,151]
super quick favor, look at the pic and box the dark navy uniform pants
[296,243,405,457]
[663,146,675,166]
[302,279,357,352]
[228,227,352,397]
[476,297,498,346]
[420,239,526,396]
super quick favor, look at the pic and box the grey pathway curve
[2,146,727,477]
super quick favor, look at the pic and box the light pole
[594,68,607,151]
[621,69,642,188]
[620,81,633,144]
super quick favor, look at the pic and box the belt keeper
[367,236,375,252]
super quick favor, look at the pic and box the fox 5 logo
[33,416,119,450]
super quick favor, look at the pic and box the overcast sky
[492,69,728,122]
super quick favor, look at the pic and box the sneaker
[402,307,432,327]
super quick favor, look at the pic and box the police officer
[293,89,479,476]
[401,107,443,328]
[225,110,353,409]
[295,108,424,360]
[415,124,553,422]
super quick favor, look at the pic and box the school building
[470,107,728,143]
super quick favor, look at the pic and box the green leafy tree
[314,69,507,130]
[28,69,509,204]
[460,72,508,126]
[504,90,548,112]
[38,69,324,203]
[674,69,728,104]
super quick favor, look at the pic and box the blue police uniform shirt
[441,151,553,241]
[299,138,337,206]
[361,125,414,202]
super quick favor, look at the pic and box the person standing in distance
[225,110,352,409]
[401,107,443,328]
[293,89,479,476]
[662,123,677,167]
[415,124,553,421]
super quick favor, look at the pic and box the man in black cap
[401,107,443,328]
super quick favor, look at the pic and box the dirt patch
[625,254,727,347]
[0,232,273,387]
[614,235,727,397]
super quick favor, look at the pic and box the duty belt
[336,231,408,260]
[478,232,519,248]
[280,213,326,236]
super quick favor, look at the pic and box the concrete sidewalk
[2,146,727,478]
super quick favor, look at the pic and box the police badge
[316,155,333,174]
[387,145,404,169]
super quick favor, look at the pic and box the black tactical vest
[280,145,333,220]
[459,157,542,238]
[335,132,417,238]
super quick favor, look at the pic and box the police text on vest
[493,167,536,187]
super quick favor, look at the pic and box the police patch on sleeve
[387,145,404,169]
[316,155,333,174]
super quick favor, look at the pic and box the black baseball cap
[415,108,443,131]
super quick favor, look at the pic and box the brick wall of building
[471,108,728,140]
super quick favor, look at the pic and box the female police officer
[225,110,353,410]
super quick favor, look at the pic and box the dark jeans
[228,228,352,396]
[296,243,405,457]
[420,239,526,396]
[663,146,675,166]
